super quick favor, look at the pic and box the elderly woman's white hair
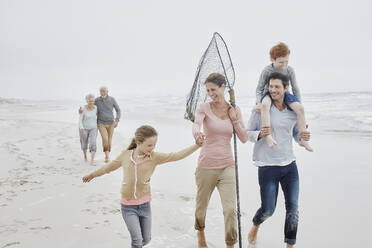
[85,94,95,102]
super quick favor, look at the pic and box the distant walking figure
[79,94,98,165]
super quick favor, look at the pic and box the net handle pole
[229,89,242,248]
[229,89,236,107]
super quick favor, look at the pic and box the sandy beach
[1,95,372,248]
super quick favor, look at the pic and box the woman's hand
[196,136,205,146]
[82,173,94,183]
[228,106,238,122]
[194,132,206,147]
[258,126,271,139]
[81,129,87,137]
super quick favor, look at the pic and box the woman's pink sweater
[192,102,248,169]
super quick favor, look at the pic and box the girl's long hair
[127,125,158,150]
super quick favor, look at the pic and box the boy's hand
[255,103,262,113]
[82,174,94,183]
[81,129,87,137]
[258,126,271,139]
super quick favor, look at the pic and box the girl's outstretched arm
[154,144,200,166]
[82,150,126,182]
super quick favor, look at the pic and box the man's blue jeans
[252,161,299,245]
[121,202,152,248]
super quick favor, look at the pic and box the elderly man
[245,72,311,248]
[80,86,121,162]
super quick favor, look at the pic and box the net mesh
[185,32,236,122]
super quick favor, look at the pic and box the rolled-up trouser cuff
[285,238,296,245]
[226,240,237,246]
[194,225,204,231]
[253,218,262,226]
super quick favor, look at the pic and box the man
[80,86,121,162]
[245,72,311,248]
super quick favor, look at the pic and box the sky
[1,0,371,100]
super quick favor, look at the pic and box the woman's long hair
[127,125,158,150]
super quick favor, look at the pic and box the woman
[79,94,98,165]
[193,73,248,248]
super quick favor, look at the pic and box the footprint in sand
[29,226,52,232]
[179,195,193,202]
[109,208,121,214]
[81,208,97,215]
[171,225,183,231]
[1,242,21,248]
[154,192,165,199]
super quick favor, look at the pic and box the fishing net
[184,32,236,122]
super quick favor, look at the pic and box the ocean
[2,91,372,134]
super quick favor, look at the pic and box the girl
[82,125,203,248]
[192,73,248,248]
[79,94,98,165]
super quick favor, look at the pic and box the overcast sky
[1,0,371,100]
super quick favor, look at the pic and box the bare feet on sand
[197,230,207,248]
[248,225,259,247]
[299,140,313,152]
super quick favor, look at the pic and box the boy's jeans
[121,202,151,248]
[252,161,299,245]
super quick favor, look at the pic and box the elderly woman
[79,94,98,165]
[192,73,248,248]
